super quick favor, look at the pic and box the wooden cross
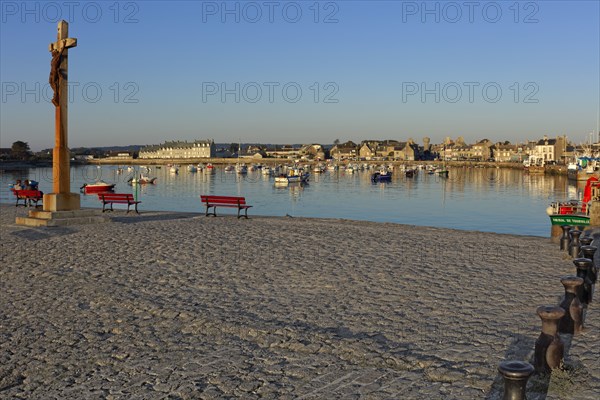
[45,20,79,211]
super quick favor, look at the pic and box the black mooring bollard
[560,226,571,252]
[573,258,593,304]
[580,245,598,284]
[534,305,565,373]
[579,237,594,246]
[569,230,582,258]
[498,360,534,400]
[558,276,585,335]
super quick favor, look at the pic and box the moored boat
[523,157,545,174]
[80,181,115,194]
[371,169,392,182]
[274,167,309,184]
[547,176,598,226]
[436,168,449,178]
[129,175,157,185]
[567,157,599,181]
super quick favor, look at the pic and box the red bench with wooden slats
[12,189,43,207]
[200,195,252,219]
[98,193,141,214]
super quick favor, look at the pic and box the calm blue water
[0,165,583,237]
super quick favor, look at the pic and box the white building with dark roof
[139,140,215,159]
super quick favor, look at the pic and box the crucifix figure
[45,20,79,211]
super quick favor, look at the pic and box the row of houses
[139,140,215,159]
[135,136,574,163]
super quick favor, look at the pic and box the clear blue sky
[1,0,599,151]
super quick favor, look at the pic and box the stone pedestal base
[550,225,562,244]
[43,192,81,212]
[15,209,110,227]
[589,201,600,227]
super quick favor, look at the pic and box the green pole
[134,168,139,201]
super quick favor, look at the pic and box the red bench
[13,189,43,207]
[98,193,141,214]
[201,195,252,219]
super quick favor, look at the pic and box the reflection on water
[0,165,581,236]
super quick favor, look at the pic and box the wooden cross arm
[49,38,77,52]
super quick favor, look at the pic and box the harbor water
[0,165,583,237]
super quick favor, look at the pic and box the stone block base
[43,192,81,212]
[550,225,562,243]
[15,209,110,227]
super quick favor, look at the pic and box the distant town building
[393,140,420,161]
[359,142,377,160]
[493,143,520,162]
[471,139,493,161]
[265,145,301,158]
[375,140,401,159]
[139,140,215,159]
[530,135,567,164]
[330,141,358,161]
[299,144,326,160]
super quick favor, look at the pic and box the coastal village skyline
[6,133,599,165]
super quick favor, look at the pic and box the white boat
[567,157,599,181]
[224,165,235,172]
[236,164,248,174]
[169,165,179,174]
[129,175,157,185]
[262,166,272,175]
[274,167,310,184]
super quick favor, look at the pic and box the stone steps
[16,209,110,227]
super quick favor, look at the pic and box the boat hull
[567,169,597,181]
[275,174,309,184]
[83,184,115,194]
[371,173,392,182]
[549,215,590,226]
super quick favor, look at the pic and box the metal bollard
[573,258,593,304]
[498,360,534,400]
[534,305,565,373]
[580,245,598,284]
[569,230,582,258]
[560,226,571,252]
[579,237,594,246]
[558,276,585,335]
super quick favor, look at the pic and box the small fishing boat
[262,166,272,175]
[129,175,157,185]
[236,163,248,174]
[275,168,309,184]
[170,166,179,174]
[80,181,115,194]
[567,157,599,181]
[547,176,597,226]
[371,169,392,182]
[436,168,449,178]
[187,165,198,173]
[523,157,545,174]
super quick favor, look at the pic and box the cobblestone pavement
[0,205,598,399]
